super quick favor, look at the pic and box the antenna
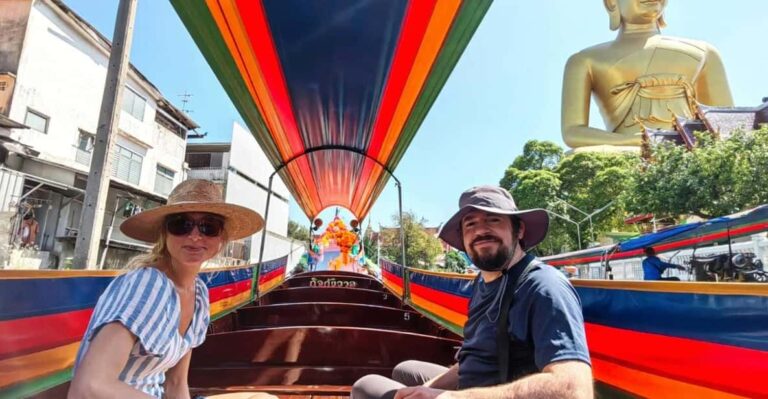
[178,91,193,114]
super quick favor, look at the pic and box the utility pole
[73,0,138,269]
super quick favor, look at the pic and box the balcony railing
[187,167,227,182]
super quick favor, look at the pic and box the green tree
[287,220,310,242]
[380,211,443,268]
[500,141,639,254]
[625,127,768,218]
[361,224,378,264]
[555,152,639,246]
[500,140,563,191]
[500,129,768,255]
[443,250,468,273]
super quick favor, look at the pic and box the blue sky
[64,1,768,230]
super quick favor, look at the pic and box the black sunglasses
[165,214,225,237]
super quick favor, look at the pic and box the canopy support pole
[256,173,274,302]
[396,180,406,268]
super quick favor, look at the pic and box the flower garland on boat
[319,217,359,270]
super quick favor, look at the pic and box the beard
[467,236,517,272]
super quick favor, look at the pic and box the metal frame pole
[307,220,314,271]
[576,224,581,250]
[547,210,582,250]
[377,223,381,266]
[254,174,274,301]
[396,180,406,268]
[257,174,274,267]
[552,198,613,245]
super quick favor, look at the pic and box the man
[352,186,592,399]
[642,247,685,281]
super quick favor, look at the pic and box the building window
[186,152,223,168]
[121,87,146,121]
[111,144,143,185]
[0,81,6,91]
[154,165,175,196]
[75,130,94,166]
[24,109,49,133]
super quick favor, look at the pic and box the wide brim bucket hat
[120,179,264,242]
[439,185,549,251]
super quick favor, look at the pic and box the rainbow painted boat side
[379,260,768,398]
[0,261,270,398]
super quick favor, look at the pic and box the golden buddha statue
[561,0,734,151]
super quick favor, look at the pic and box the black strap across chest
[496,258,541,384]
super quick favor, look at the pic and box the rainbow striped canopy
[171,0,492,220]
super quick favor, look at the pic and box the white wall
[7,1,185,193]
[226,121,289,237]
[228,122,289,200]
[223,122,291,262]
[253,231,306,266]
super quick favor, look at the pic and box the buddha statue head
[604,0,667,31]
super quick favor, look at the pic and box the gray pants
[351,360,450,399]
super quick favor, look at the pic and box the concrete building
[186,122,303,265]
[0,0,197,268]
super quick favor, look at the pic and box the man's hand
[394,386,453,399]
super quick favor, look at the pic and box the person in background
[68,179,264,398]
[19,212,40,248]
[642,246,686,281]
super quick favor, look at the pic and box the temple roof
[698,100,768,140]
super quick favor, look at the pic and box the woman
[68,179,264,398]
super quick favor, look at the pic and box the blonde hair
[124,217,230,272]
[125,228,171,271]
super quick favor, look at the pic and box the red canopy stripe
[234,0,323,212]
[207,0,322,213]
[352,0,437,214]
[204,0,316,210]
[355,1,462,215]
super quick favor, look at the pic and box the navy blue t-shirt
[458,254,591,389]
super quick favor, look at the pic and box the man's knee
[392,360,423,383]
[352,374,401,399]
[392,360,448,387]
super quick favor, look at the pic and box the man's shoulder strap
[497,257,542,384]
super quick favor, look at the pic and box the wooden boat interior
[188,270,461,398]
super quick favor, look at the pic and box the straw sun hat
[120,179,264,243]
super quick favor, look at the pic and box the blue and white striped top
[74,267,210,398]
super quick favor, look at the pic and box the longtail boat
[2,1,768,398]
